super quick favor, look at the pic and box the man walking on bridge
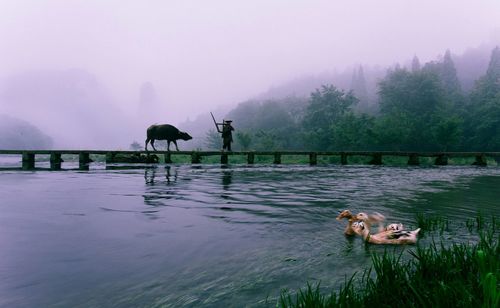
[220,120,234,151]
[211,112,235,151]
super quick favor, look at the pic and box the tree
[302,85,358,150]
[422,50,462,103]
[254,130,281,150]
[350,66,369,109]
[470,46,500,103]
[236,131,252,150]
[129,141,142,151]
[303,85,357,126]
[411,55,421,72]
[433,116,463,151]
[465,47,500,151]
[224,97,306,150]
[442,50,461,92]
[330,113,375,150]
[205,129,222,150]
[373,114,414,151]
[377,68,448,150]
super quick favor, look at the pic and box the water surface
[0,164,499,307]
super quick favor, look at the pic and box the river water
[0,163,499,307]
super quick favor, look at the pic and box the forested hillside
[193,46,500,152]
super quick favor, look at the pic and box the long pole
[210,112,222,133]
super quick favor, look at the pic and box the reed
[278,215,499,307]
[415,213,449,234]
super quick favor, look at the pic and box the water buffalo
[145,124,192,151]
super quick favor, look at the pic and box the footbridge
[0,150,498,170]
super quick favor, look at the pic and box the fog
[1,0,499,149]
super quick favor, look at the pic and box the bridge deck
[0,150,499,156]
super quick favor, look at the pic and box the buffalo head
[179,131,193,141]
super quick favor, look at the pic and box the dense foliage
[213,47,500,152]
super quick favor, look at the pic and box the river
[0,163,499,307]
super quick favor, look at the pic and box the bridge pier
[247,153,255,164]
[435,154,448,166]
[50,153,63,170]
[22,152,35,170]
[472,154,487,166]
[221,153,228,164]
[164,152,172,164]
[79,152,92,170]
[407,154,420,166]
[340,153,348,165]
[191,152,201,164]
[273,153,281,164]
[105,152,116,164]
[309,153,317,165]
[368,153,382,165]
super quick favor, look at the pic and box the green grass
[415,213,449,235]
[278,215,499,307]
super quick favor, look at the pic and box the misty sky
[1,0,500,123]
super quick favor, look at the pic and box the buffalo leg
[167,141,171,152]
[151,139,157,151]
[145,139,150,152]
[174,141,179,151]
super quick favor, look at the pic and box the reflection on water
[144,166,178,186]
[222,170,232,190]
[0,165,499,307]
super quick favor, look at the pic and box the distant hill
[0,69,132,149]
[0,114,53,149]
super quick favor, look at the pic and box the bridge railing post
[22,152,35,170]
